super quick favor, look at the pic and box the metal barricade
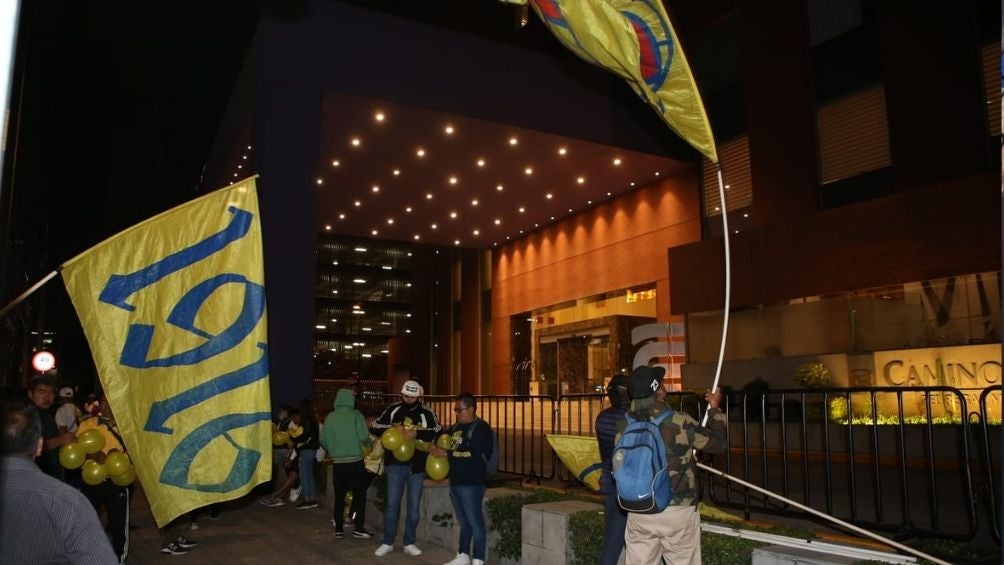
[976,385,1002,543]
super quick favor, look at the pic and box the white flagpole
[702,164,731,426]
[0,268,58,320]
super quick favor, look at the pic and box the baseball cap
[628,366,666,399]
[58,387,74,398]
[400,380,422,398]
[28,374,56,389]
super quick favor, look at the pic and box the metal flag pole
[0,268,59,320]
[702,163,731,426]
[696,461,950,565]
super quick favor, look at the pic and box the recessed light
[535,223,539,227]
[332,160,340,167]
[550,216,555,220]
[509,137,518,146]
[316,178,323,185]
[405,207,413,213]
[416,148,426,157]
[545,193,553,199]
[525,167,533,175]
[324,224,332,230]
[494,218,501,225]
[237,164,242,169]
[506,236,510,240]
[519,230,524,234]
[606,192,612,196]
[444,125,454,135]
[725,184,731,189]
[655,171,661,176]
[413,234,420,240]
[518,207,526,213]
[386,218,394,225]
[393,169,400,176]
[450,211,458,219]
[471,199,479,206]
[426,192,434,200]
[587,200,592,205]
[354,200,362,207]
[496,184,503,191]
[630,182,635,187]
[449,176,458,185]
[372,185,380,193]
[431,223,438,230]
[613,158,622,165]
[743,213,749,218]
[714,206,721,211]
[577,177,585,184]
[316,324,326,330]
[371,229,378,236]
[558,147,567,156]
[354,247,367,252]
[476,159,485,167]
[374,111,385,122]
[338,213,346,219]
[473,229,480,236]
[351,137,361,147]
[568,208,573,212]
[353,278,366,284]
[454,239,461,245]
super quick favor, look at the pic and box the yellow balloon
[381,427,404,451]
[272,431,290,446]
[426,455,449,481]
[78,429,106,454]
[82,460,109,485]
[392,439,415,462]
[110,464,136,486]
[105,452,131,477]
[435,434,453,450]
[59,442,86,470]
[343,491,354,518]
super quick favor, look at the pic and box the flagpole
[0,268,59,320]
[702,163,731,426]
[696,462,949,565]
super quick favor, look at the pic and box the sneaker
[259,497,284,507]
[403,544,423,556]
[190,521,199,531]
[296,500,318,510]
[334,529,344,539]
[472,560,484,565]
[374,544,393,557]
[289,485,302,502]
[443,553,471,565]
[174,536,198,549]
[160,542,190,555]
[352,528,372,539]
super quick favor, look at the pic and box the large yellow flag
[529,0,717,162]
[546,434,602,491]
[62,177,271,527]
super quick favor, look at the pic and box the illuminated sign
[31,350,56,373]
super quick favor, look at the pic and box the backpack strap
[650,409,673,427]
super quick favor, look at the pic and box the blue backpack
[612,410,673,513]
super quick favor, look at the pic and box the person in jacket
[432,392,493,565]
[616,366,727,565]
[321,388,373,539]
[292,398,320,510]
[595,374,630,565]
[370,380,441,557]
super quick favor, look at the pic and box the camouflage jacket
[616,398,727,507]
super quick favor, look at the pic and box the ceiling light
[477,159,485,167]
[558,147,567,156]
[332,261,338,265]
[545,193,553,199]
[509,137,518,146]
[724,184,731,189]
[354,247,367,252]
[506,236,510,240]
[496,184,503,191]
[405,207,413,213]
[344,345,353,349]
[426,192,433,200]
[550,216,555,220]
[413,234,420,240]
[352,310,365,315]
[568,208,573,213]
[655,171,661,176]
[454,239,461,245]
[331,319,337,322]
[316,178,323,185]
[242,155,247,160]
[471,199,479,206]
[444,125,454,135]
[449,211,458,219]
[374,111,385,122]
[324,224,331,230]
[352,304,360,309]
[338,213,346,219]
[372,185,380,193]
[386,218,394,225]
[714,206,721,211]
[743,213,749,218]
[431,223,438,230]
[351,137,361,147]
[630,182,635,187]
[494,218,501,225]
[473,229,480,236]
[406,282,412,287]
[535,223,539,227]
[518,206,526,213]
[247,145,252,150]
[416,148,426,157]
[587,200,592,205]
[316,325,326,330]
[449,176,458,185]
[393,169,400,176]
[524,167,533,175]
[371,229,378,236]
[613,158,622,165]
[332,160,340,167]
[362,327,372,332]
[237,164,242,169]
[353,278,366,284]
[606,192,612,196]
[354,200,362,207]
[577,177,585,184]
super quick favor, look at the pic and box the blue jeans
[298,449,316,499]
[383,464,425,546]
[449,484,486,560]
[600,492,627,565]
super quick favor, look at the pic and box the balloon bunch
[380,426,414,462]
[424,433,452,481]
[59,429,136,486]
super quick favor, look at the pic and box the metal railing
[320,384,1001,542]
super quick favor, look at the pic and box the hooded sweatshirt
[320,389,371,463]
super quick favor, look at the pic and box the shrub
[794,363,831,389]
[569,511,604,565]
[485,489,578,561]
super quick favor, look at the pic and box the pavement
[125,488,457,564]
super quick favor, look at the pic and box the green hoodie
[321,389,372,463]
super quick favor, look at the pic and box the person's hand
[403,428,417,440]
[429,447,447,458]
[90,451,107,464]
[58,431,77,446]
[705,388,722,409]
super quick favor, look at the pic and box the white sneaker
[403,544,423,556]
[374,544,393,557]
[289,486,302,502]
[472,560,484,565]
[443,553,471,565]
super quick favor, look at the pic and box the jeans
[382,464,425,546]
[600,492,627,565]
[298,449,317,499]
[449,484,486,560]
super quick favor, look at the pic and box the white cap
[400,380,422,398]
[58,387,74,398]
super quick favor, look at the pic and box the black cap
[628,366,666,399]
[606,375,629,394]
[28,374,56,388]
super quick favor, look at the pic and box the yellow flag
[529,0,717,162]
[546,434,602,491]
[61,177,271,527]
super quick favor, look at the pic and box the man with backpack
[431,392,494,565]
[614,365,727,565]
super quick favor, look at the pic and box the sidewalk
[125,490,456,564]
